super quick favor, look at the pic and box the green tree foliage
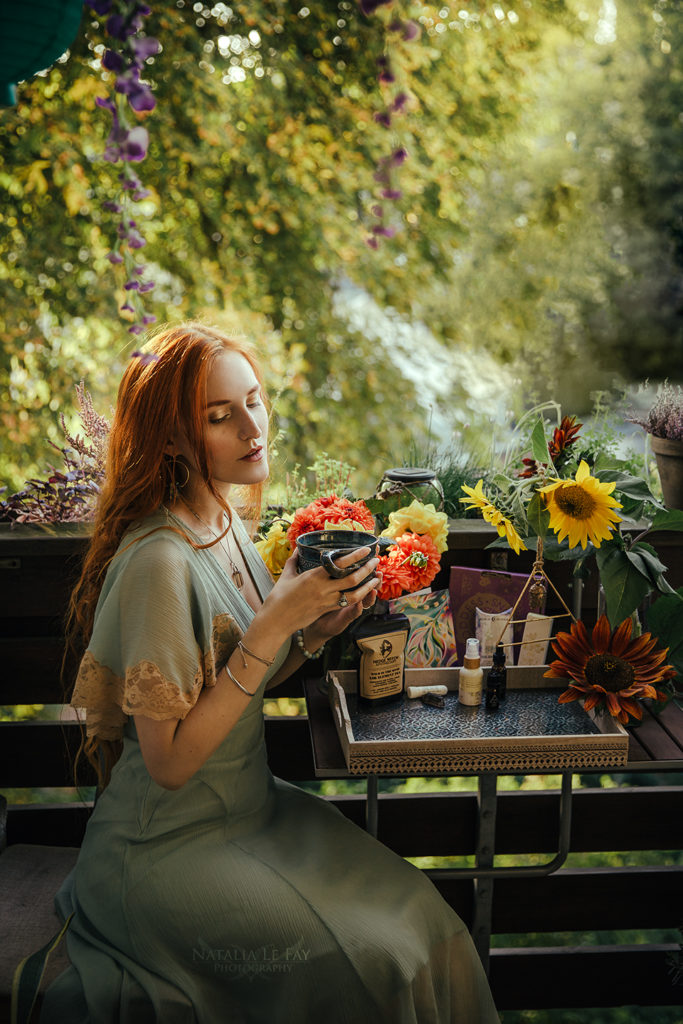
[417,0,683,411]
[0,0,574,492]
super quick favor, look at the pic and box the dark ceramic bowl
[296,529,394,589]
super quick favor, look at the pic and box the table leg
[366,773,378,837]
[471,773,497,972]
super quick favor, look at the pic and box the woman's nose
[238,410,260,440]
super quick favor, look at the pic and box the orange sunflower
[545,614,674,724]
[286,494,375,546]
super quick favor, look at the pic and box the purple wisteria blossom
[359,1,418,248]
[359,0,393,15]
[86,0,159,337]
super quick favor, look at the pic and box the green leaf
[538,535,589,562]
[596,470,661,505]
[646,587,683,678]
[629,541,668,577]
[596,545,653,627]
[572,549,597,580]
[365,496,401,517]
[628,541,680,597]
[526,491,549,538]
[652,508,683,533]
[530,418,550,466]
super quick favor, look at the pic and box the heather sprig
[630,382,683,441]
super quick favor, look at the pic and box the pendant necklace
[182,501,244,590]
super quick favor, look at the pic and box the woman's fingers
[328,545,376,572]
[335,571,381,609]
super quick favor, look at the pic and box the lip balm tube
[406,684,448,699]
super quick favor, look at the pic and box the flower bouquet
[256,493,448,601]
[459,405,682,722]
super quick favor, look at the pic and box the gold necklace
[183,501,244,590]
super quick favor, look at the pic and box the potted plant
[630,382,683,510]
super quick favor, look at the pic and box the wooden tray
[327,666,629,775]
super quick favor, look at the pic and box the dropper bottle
[458,637,483,706]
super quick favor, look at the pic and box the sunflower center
[585,653,635,692]
[554,484,597,521]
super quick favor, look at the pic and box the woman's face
[172,349,269,493]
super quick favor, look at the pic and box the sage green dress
[41,510,498,1024]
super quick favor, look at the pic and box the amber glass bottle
[485,643,507,709]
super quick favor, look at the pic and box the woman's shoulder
[112,510,199,578]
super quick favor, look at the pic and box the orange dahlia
[376,549,413,600]
[545,614,674,724]
[286,494,375,546]
[390,531,441,594]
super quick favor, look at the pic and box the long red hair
[68,322,268,787]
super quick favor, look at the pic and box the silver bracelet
[295,628,325,660]
[236,639,274,668]
[224,661,258,697]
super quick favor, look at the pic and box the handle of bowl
[320,549,354,578]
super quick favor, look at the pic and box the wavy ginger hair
[68,322,268,787]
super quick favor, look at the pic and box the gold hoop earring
[175,460,191,490]
[167,458,190,503]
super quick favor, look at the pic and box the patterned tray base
[328,668,629,776]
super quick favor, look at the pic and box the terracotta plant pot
[651,434,683,510]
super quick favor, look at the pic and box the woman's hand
[258,545,381,644]
[308,566,382,643]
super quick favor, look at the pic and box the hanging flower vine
[86,0,159,339]
[359,1,420,248]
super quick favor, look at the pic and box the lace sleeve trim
[71,612,243,741]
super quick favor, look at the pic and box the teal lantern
[0,0,85,105]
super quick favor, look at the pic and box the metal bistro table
[303,677,683,972]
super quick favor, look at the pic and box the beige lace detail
[72,612,242,741]
[206,613,243,684]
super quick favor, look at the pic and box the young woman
[42,323,499,1023]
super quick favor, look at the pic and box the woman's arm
[135,548,379,789]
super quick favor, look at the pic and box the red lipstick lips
[240,446,263,462]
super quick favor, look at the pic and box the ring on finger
[337,592,349,608]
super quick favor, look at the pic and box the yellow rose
[322,518,367,531]
[254,519,293,578]
[380,500,449,554]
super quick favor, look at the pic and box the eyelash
[209,398,261,425]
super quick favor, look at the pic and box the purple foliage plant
[0,384,111,524]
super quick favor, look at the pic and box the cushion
[0,844,78,1000]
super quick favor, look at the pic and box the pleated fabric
[41,510,499,1024]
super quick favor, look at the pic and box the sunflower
[545,614,674,724]
[459,480,527,556]
[539,461,622,550]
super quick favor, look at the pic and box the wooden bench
[2,522,683,1018]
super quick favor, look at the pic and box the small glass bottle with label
[458,637,483,706]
